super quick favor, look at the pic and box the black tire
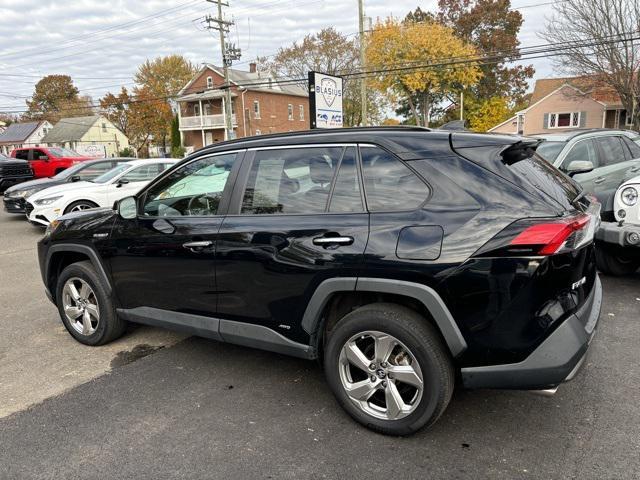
[55,260,126,346]
[324,303,454,436]
[64,200,99,214]
[596,243,640,276]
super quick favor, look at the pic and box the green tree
[258,27,384,126]
[25,75,93,122]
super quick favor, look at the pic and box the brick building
[176,64,309,151]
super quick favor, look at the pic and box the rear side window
[622,136,640,159]
[595,137,626,166]
[241,147,343,214]
[14,150,29,160]
[76,161,114,179]
[120,164,163,182]
[360,146,428,211]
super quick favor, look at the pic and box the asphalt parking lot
[0,207,639,480]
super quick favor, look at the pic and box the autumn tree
[133,55,196,150]
[25,75,93,122]
[366,18,482,126]
[99,87,170,157]
[542,0,640,128]
[258,27,384,126]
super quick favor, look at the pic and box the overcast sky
[0,0,555,115]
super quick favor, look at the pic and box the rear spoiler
[450,133,542,166]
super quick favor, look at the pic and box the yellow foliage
[468,97,511,132]
[365,18,482,97]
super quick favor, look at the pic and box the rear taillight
[474,213,595,257]
[510,214,591,255]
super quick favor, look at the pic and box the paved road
[1,208,639,479]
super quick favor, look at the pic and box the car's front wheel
[324,303,454,436]
[596,243,640,276]
[64,200,99,214]
[56,261,126,346]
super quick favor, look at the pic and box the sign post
[308,71,344,129]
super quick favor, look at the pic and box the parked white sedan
[26,159,179,226]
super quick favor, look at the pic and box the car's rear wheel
[324,303,454,436]
[56,261,126,346]
[596,243,640,276]
[64,200,99,214]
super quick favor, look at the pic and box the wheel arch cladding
[46,244,112,297]
[301,277,467,357]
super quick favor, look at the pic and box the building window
[206,76,213,89]
[194,104,200,116]
[288,104,293,121]
[101,123,107,132]
[623,110,633,126]
[516,113,524,135]
[299,105,304,121]
[254,100,260,119]
[548,112,580,129]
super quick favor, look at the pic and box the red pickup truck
[11,147,95,178]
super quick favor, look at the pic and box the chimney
[249,62,257,73]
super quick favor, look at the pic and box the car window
[535,141,566,162]
[622,136,640,159]
[143,153,237,217]
[14,150,29,160]
[241,147,343,214]
[92,164,130,184]
[360,146,428,211]
[33,149,48,160]
[328,147,363,213]
[120,164,163,183]
[74,161,115,179]
[595,136,626,166]
[47,147,82,157]
[561,139,598,170]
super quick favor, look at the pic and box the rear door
[215,145,369,344]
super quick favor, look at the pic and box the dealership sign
[308,71,343,129]
[75,144,107,158]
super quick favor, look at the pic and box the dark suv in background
[38,127,602,435]
[0,152,33,193]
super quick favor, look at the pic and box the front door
[108,151,243,316]
[215,145,369,344]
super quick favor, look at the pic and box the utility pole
[460,91,464,122]
[358,0,367,126]
[205,0,240,140]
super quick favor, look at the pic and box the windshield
[536,141,566,162]
[48,147,83,158]
[92,164,130,184]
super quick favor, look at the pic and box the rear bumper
[596,221,640,247]
[461,274,602,390]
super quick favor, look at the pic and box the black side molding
[117,307,313,360]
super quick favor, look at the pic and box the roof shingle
[0,121,43,144]
[42,115,100,143]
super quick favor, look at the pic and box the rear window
[536,141,566,162]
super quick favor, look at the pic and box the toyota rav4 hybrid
[26,159,178,226]
[38,128,602,435]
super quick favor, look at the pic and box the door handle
[183,240,213,252]
[313,236,354,246]
[593,177,606,184]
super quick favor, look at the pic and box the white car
[595,175,640,275]
[26,159,179,226]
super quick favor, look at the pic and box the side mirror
[71,175,81,182]
[116,196,137,219]
[116,178,130,188]
[566,160,594,177]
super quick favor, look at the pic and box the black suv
[38,127,602,435]
[0,152,33,193]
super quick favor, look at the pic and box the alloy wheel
[338,330,424,421]
[62,277,100,336]
[69,203,94,212]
